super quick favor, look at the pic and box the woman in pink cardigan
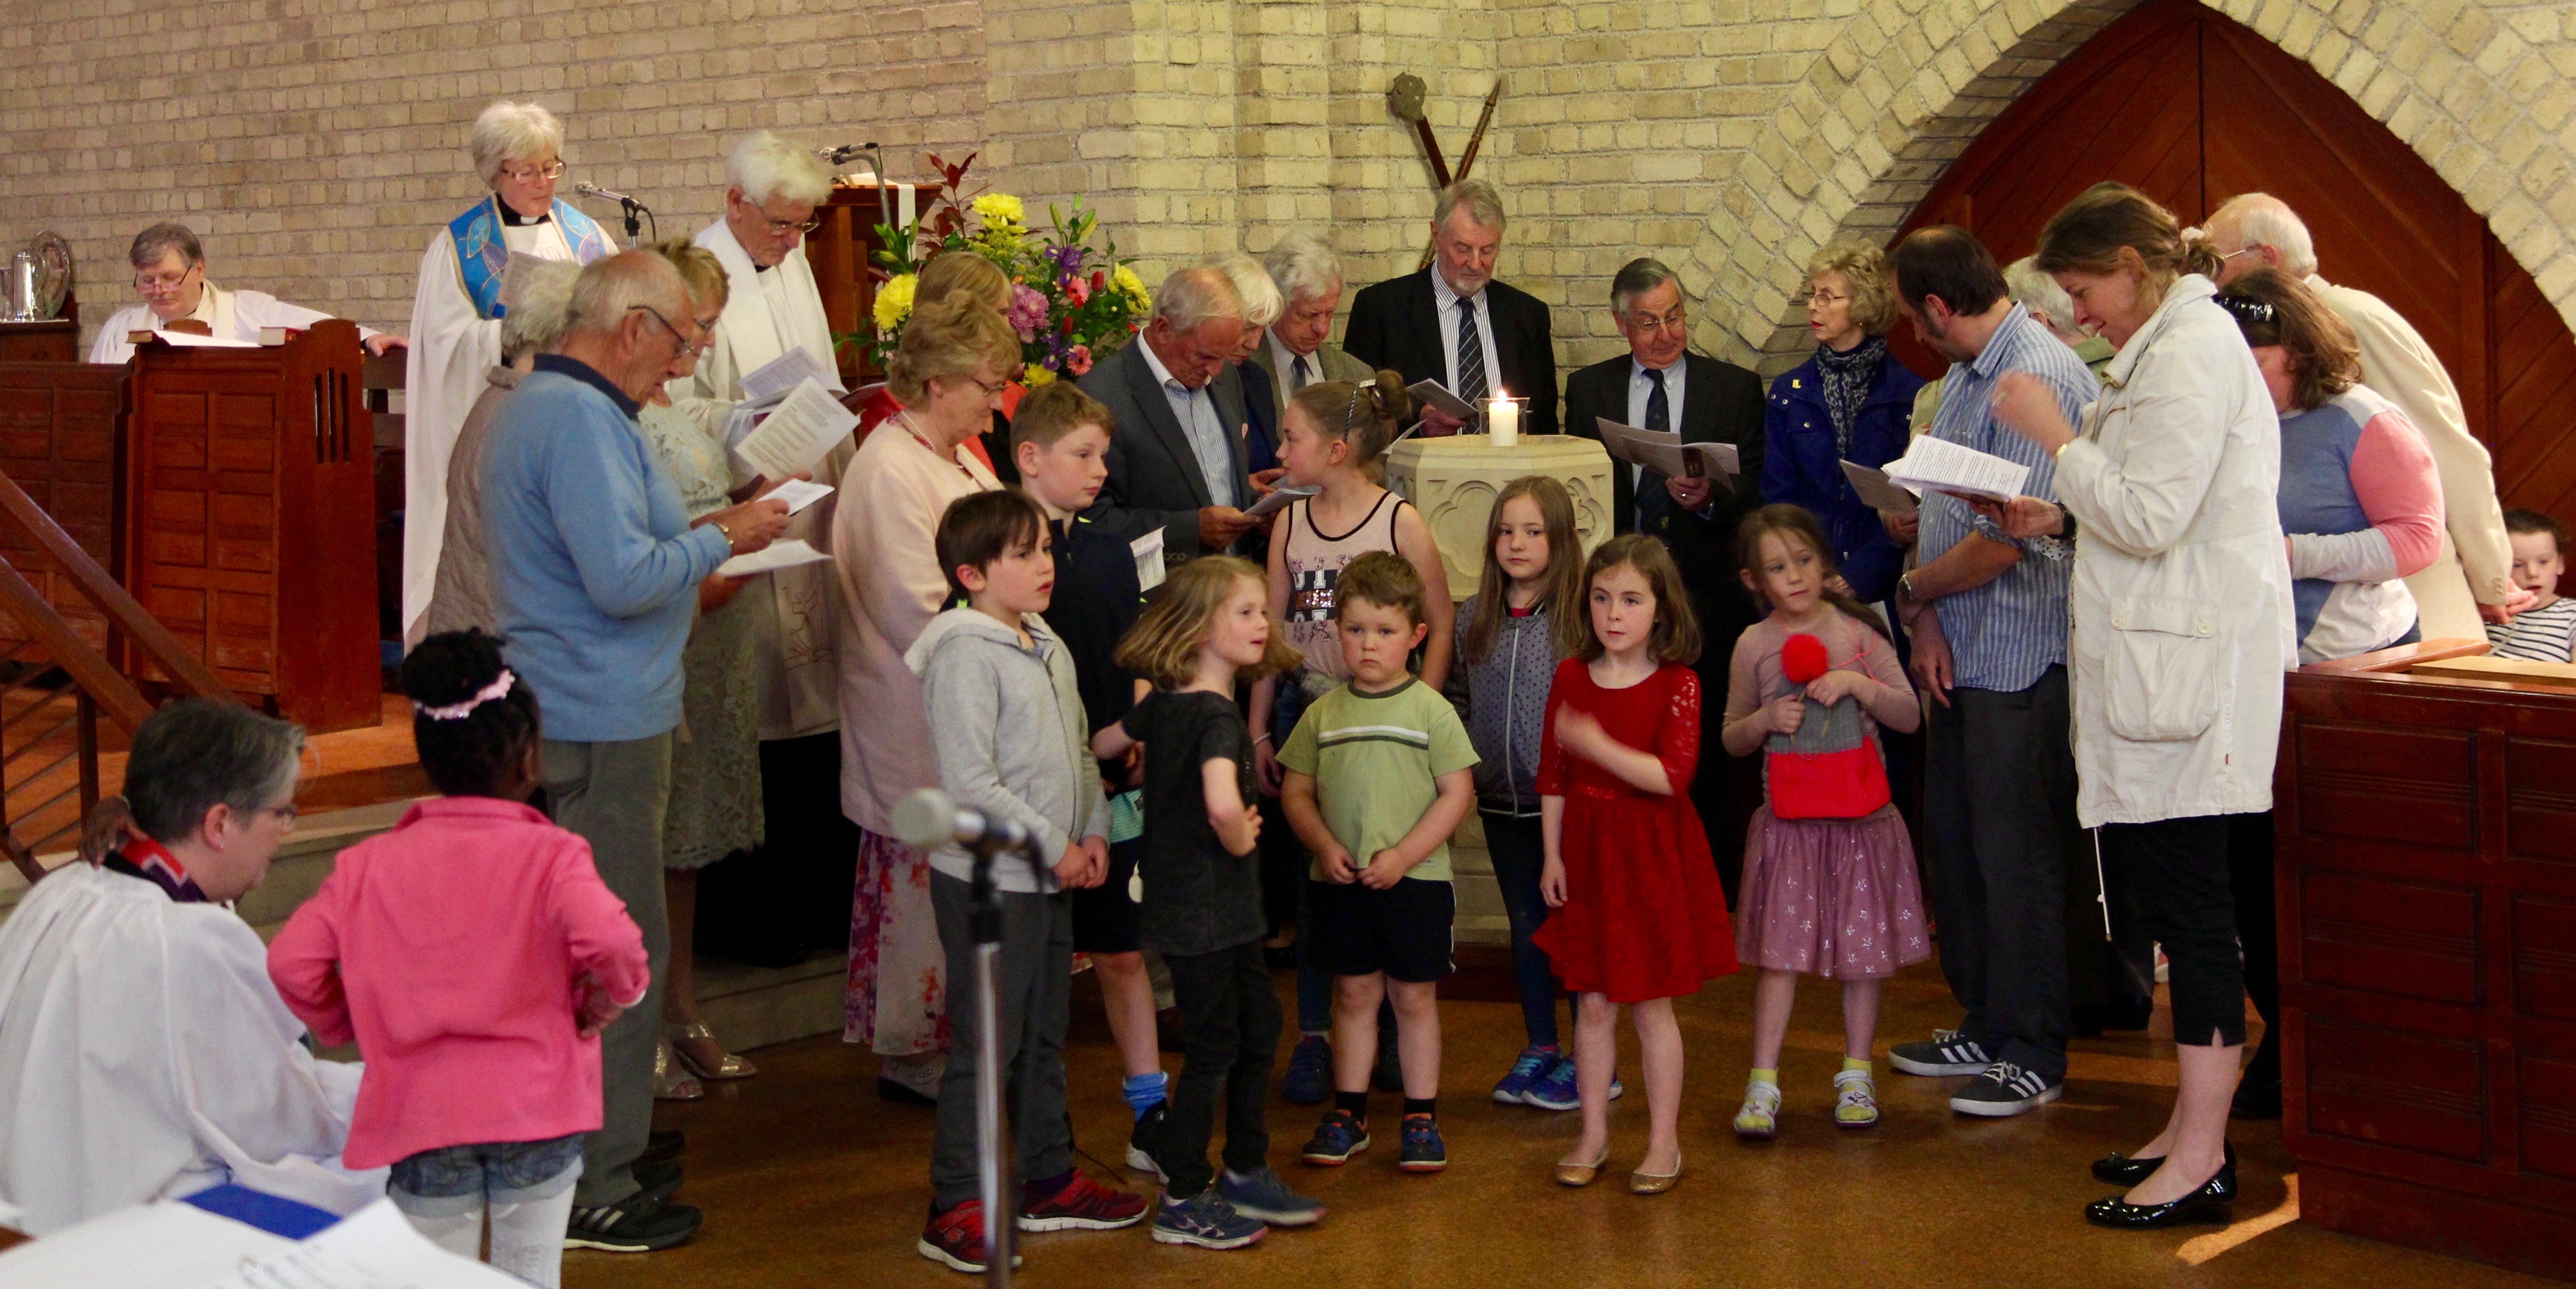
[268,630,649,1286]
[832,295,1016,1103]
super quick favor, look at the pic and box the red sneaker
[918,1201,1020,1273]
[1017,1170,1151,1233]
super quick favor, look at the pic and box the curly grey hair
[470,100,566,187]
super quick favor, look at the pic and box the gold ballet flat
[1630,1153,1683,1195]
[1554,1147,1612,1188]
[668,1022,757,1081]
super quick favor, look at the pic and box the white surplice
[87,283,382,366]
[0,865,379,1236]
[672,218,853,740]
[400,214,605,644]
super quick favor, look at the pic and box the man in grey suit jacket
[1258,230,1377,411]
[1078,266,1258,560]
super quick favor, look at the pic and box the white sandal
[1733,1077,1782,1140]
[1834,1068,1880,1128]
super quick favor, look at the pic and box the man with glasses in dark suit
[1342,179,1556,438]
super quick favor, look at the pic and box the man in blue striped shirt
[1880,227,2100,1118]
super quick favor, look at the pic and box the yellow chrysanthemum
[971,193,1026,227]
[1112,264,1150,308]
[1022,362,1057,387]
[873,274,917,334]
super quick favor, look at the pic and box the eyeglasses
[1802,288,1851,306]
[737,197,824,235]
[631,305,711,356]
[498,161,567,183]
[963,374,1010,397]
[1624,306,1687,334]
[133,267,197,294]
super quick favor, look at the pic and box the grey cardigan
[1447,594,1563,818]
[906,607,1112,893]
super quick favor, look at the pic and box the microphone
[574,181,639,205]
[816,143,877,168]
[892,788,1031,857]
[572,182,654,240]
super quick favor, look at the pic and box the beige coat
[830,411,1000,834]
[2307,274,2514,639]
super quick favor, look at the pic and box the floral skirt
[1735,805,1930,980]
[845,826,949,1055]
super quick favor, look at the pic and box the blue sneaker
[1299,1109,1370,1165]
[1282,1034,1332,1105]
[1150,1191,1266,1250]
[1492,1046,1558,1104]
[1219,1165,1325,1226]
[1525,1056,1622,1110]
[1398,1115,1447,1173]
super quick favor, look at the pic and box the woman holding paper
[1985,182,2291,1231]
[1759,242,1925,606]
[831,295,1014,1102]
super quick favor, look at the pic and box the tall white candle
[1487,393,1520,447]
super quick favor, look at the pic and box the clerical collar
[104,835,208,904]
[532,353,642,418]
[497,202,552,227]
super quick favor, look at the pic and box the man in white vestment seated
[0,701,378,1235]
[88,222,402,365]
[401,99,619,644]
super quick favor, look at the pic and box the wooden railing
[0,469,236,881]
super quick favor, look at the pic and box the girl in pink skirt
[1717,505,1928,1139]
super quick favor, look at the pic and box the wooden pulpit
[807,187,899,388]
[125,321,378,732]
[0,359,123,654]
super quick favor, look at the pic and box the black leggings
[2098,814,2248,1048]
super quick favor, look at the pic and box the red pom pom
[1781,633,1830,684]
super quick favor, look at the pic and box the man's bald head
[2204,193,2317,284]
[563,250,690,338]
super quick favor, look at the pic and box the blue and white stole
[446,196,614,320]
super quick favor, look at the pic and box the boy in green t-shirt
[1277,551,1478,1174]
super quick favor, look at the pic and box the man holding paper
[1342,179,1556,437]
[1077,266,1259,559]
[1879,227,2101,1118]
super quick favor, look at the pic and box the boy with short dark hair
[912,489,1147,1274]
[1276,552,1479,1173]
[2489,508,2576,663]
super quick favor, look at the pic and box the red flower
[1066,344,1093,376]
[1091,270,1107,292]
[1782,633,1830,684]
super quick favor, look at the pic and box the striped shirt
[1918,306,2101,693]
[2486,595,2576,663]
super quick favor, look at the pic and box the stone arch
[1682,0,2576,370]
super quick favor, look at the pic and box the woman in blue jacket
[1759,242,1926,606]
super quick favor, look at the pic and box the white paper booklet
[195,1199,526,1288]
[1243,484,1317,519]
[717,537,833,578]
[1592,418,1738,486]
[148,330,261,349]
[738,347,837,406]
[1880,435,2029,503]
[1131,529,1167,591]
[496,251,552,310]
[1840,458,1922,512]
[732,378,860,482]
[1404,379,1480,423]
[763,478,835,515]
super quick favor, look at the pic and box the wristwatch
[1897,571,1918,603]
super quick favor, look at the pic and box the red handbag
[1765,633,1892,819]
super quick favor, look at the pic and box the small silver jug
[1,251,37,323]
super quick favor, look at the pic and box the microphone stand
[966,830,1038,1287]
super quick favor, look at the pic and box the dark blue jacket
[1759,349,1925,604]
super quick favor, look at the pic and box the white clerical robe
[86,283,381,366]
[0,865,378,1235]
[401,216,605,644]
[672,219,853,740]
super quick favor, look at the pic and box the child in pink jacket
[269,630,647,1287]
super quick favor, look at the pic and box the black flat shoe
[2084,1152,2237,1230]
[877,1075,938,1107]
[2092,1139,2231,1186]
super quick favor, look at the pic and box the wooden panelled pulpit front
[0,361,124,654]
[125,321,377,732]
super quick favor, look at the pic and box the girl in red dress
[1535,535,1738,1195]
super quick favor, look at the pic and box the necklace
[898,411,974,479]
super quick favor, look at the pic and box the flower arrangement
[860,152,1152,388]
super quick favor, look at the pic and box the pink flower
[1066,344,1093,376]
[1067,275,1092,305]
[1005,284,1049,340]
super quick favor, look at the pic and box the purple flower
[1048,244,1086,275]
[1006,284,1049,340]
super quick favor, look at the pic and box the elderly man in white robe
[401,99,619,644]
[0,700,378,1235]
[88,222,401,365]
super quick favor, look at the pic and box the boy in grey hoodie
[911,490,1147,1273]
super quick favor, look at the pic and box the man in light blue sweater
[479,249,788,1252]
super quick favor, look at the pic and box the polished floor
[567,962,2556,1289]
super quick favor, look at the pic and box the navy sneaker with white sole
[1151,1191,1267,1250]
[1950,1061,2063,1116]
[1890,1029,1996,1077]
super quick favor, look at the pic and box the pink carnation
[1006,284,1049,340]
[1066,344,1093,376]
[1067,275,1092,305]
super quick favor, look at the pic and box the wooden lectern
[124,321,378,732]
[2277,640,2576,1281]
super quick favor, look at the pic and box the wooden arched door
[1891,0,2576,532]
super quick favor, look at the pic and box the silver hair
[2210,192,2319,277]
[1262,230,1345,308]
[121,698,303,845]
[726,130,832,208]
[470,100,566,187]
[2003,256,2080,335]
[1610,257,1679,313]
[1151,266,1245,334]
[128,221,203,271]
[1206,252,1282,328]
[1432,178,1507,236]
[561,251,689,339]
[501,259,583,361]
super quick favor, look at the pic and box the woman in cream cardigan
[831,295,1016,1102]
[1986,182,2294,1231]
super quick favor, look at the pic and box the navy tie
[1638,366,1674,536]
[1456,297,1489,406]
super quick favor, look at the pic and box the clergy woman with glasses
[402,100,619,646]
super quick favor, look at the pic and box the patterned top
[1281,491,1407,692]
[2487,595,2576,663]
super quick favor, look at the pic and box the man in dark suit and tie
[1564,256,1767,897]
[1342,179,1557,437]
[1077,266,1259,559]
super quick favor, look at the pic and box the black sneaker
[1950,1061,2063,1117]
[1890,1029,1995,1077]
[563,1193,702,1252]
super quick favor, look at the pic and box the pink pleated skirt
[1735,805,1931,980]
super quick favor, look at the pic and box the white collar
[1630,353,1682,384]
[1265,327,1315,378]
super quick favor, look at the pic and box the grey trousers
[929,870,1075,1209]
[543,734,674,1208]
[1922,667,2082,1081]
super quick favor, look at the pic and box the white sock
[488,1185,580,1288]
[400,1203,485,1261]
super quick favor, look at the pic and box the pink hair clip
[413,669,515,721]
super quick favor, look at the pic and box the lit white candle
[1487,392,1520,447]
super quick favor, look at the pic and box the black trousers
[1160,941,1280,1197]
[2098,814,2249,1047]
[2227,812,2279,1073]
[928,874,1074,1209]
[1922,667,2083,1080]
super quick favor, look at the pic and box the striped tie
[1455,297,1489,405]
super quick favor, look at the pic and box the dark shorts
[1306,876,1455,984]
[1070,838,1144,954]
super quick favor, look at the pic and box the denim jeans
[1481,811,1563,1048]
